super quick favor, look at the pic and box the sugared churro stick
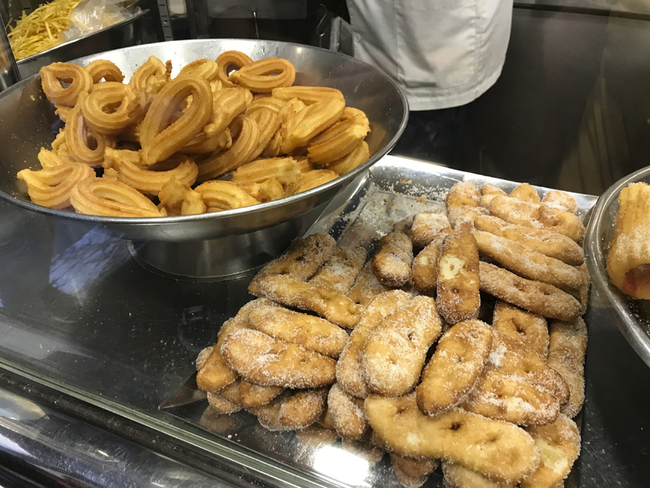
[238,380,284,408]
[541,190,578,214]
[328,383,368,439]
[221,329,336,388]
[249,389,327,431]
[442,462,515,488]
[416,320,493,416]
[492,301,549,359]
[390,454,438,488]
[478,262,582,322]
[337,291,412,398]
[309,246,367,295]
[547,318,588,418]
[365,393,540,484]
[372,231,413,287]
[411,211,451,248]
[248,233,336,295]
[474,215,584,266]
[473,231,583,289]
[509,183,540,203]
[447,183,487,232]
[412,233,449,294]
[347,261,391,307]
[437,232,480,324]
[480,184,507,209]
[362,296,442,396]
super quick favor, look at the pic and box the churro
[39,62,93,107]
[69,177,161,217]
[307,110,370,164]
[272,86,344,104]
[158,177,206,216]
[17,162,94,209]
[492,301,549,359]
[194,180,260,211]
[372,231,413,287]
[411,211,451,247]
[326,140,370,175]
[85,59,124,83]
[65,101,115,167]
[280,97,345,153]
[290,169,338,194]
[129,55,170,95]
[215,50,253,88]
[80,82,145,135]
[391,454,438,488]
[229,57,296,93]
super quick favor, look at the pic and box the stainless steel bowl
[0,39,409,278]
[585,165,650,367]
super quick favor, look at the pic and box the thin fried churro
[86,59,124,83]
[40,62,93,107]
[17,162,94,209]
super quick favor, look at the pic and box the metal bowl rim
[2,38,409,226]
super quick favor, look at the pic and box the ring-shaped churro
[80,82,145,134]
[85,59,124,83]
[281,97,345,153]
[326,140,370,176]
[129,55,171,95]
[194,180,260,211]
[271,86,344,105]
[65,100,116,167]
[178,59,220,81]
[17,162,94,209]
[39,62,93,107]
[247,108,281,160]
[308,110,370,164]
[229,57,296,93]
[70,177,162,217]
[158,178,206,216]
[215,50,254,88]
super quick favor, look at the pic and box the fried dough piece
[462,370,560,426]
[254,274,362,328]
[442,462,515,488]
[473,231,583,290]
[480,184,507,209]
[416,320,492,416]
[547,318,588,418]
[391,454,438,488]
[437,232,480,324]
[248,233,336,295]
[238,380,284,408]
[412,234,448,294]
[309,246,367,295]
[411,211,452,248]
[365,394,540,484]
[362,296,442,396]
[247,301,348,357]
[207,391,241,414]
[317,405,336,430]
[221,329,336,388]
[510,183,540,203]
[577,264,591,315]
[372,231,413,287]
[196,346,214,371]
[328,383,368,439]
[278,388,328,428]
[479,262,581,322]
[474,215,584,266]
[542,190,578,214]
[492,301,549,359]
[521,414,580,488]
[488,331,570,405]
[337,290,412,398]
[448,206,490,232]
[447,182,480,208]
[347,261,390,307]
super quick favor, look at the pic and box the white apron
[347,0,513,110]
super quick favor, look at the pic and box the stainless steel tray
[161,155,598,488]
[585,165,650,367]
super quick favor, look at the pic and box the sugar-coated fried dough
[247,301,348,357]
[238,380,284,408]
[462,370,560,426]
[337,290,412,398]
[542,190,578,214]
[479,262,581,322]
[416,320,492,416]
[207,391,241,414]
[473,231,583,289]
[248,233,336,295]
[221,329,336,388]
[365,394,540,484]
[412,234,448,294]
[391,454,438,488]
[317,405,336,430]
[254,274,363,328]
[372,231,413,287]
[547,318,587,418]
[437,233,480,324]
[447,182,480,208]
[492,301,549,359]
[277,388,328,428]
[347,261,390,307]
[521,414,580,488]
[480,184,507,209]
[309,246,367,295]
[509,183,540,203]
[577,263,590,315]
[442,462,515,488]
[362,296,442,396]
[248,393,294,431]
[536,205,585,243]
[411,211,451,247]
[448,205,489,232]
[328,383,368,439]
[488,331,570,405]
[474,215,584,266]
[196,346,213,371]
[216,378,242,406]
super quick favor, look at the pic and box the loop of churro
[308,109,370,164]
[139,76,213,166]
[231,156,300,186]
[129,55,171,95]
[39,62,93,107]
[326,140,370,176]
[17,162,94,209]
[65,101,116,167]
[247,108,282,160]
[158,177,206,216]
[280,98,345,153]
[37,147,67,168]
[80,82,145,134]
[229,57,296,93]
[194,180,260,211]
[178,59,220,81]
[233,177,285,203]
[272,86,344,104]
[85,59,124,83]
[70,177,162,217]
[215,50,254,88]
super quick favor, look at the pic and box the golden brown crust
[492,301,549,359]
[40,62,93,107]
[412,234,448,294]
[411,211,452,248]
[391,454,438,488]
[308,246,367,295]
[327,383,368,439]
[372,231,414,287]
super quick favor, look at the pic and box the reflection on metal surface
[0,11,20,92]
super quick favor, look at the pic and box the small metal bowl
[0,39,408,279]
[585,165,650,367]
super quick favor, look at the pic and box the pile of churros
[195,181,590,488]
[17,52,371,217]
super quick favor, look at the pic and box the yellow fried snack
[307,111,370,164]
[442,462,515,488]
[247,108,282,161]
[412,233,450,294]
[365,394,540,484]
[17,162,94,209]
[326,140,371,176]
[39,62,93,107]
[607,182,650,298]
[478,262,582,322]
[372,231,413,287]
[480,184,507,209]
[207,390,241,414]
[411,211,452,248]
[247,301,348,357]
[336,290,412,398]
[390,454,438,488]
[248,233,336,296]
[309,246,367,295]
[221,329,336,388]
[250,389,327,431]
[228,57,296,93]
[252,274,363,328]
[238,380,284,408]
[509,183,540,203]
[233,177,285,203]
[80,82,145,135]
[437,232,480,324]
[492,301,549,359]
[521,414,580,488]
[547,318,588,418]
[178,58,220,81]
[416,320,492,416]
[271,86,344,104]
[65,101,116,167]
[231,156,300,186]
[448,205,489,232]
[447,182,480,208]
[195,346,214,371]
[541,190,578,214]
[327,383,368,439]
[473,231,583,290]
[129,56,171,96]
[290,169,339,195]
[362,295,442,396]
[462,370,560,426]
[158,177,206,216]
[347,261,391,307]
[474,215,584,266]
[245,96,286,115]
[280,97,345,153]
[215,50,253,88]
[70,177,162,217]
[194,180,260,211]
